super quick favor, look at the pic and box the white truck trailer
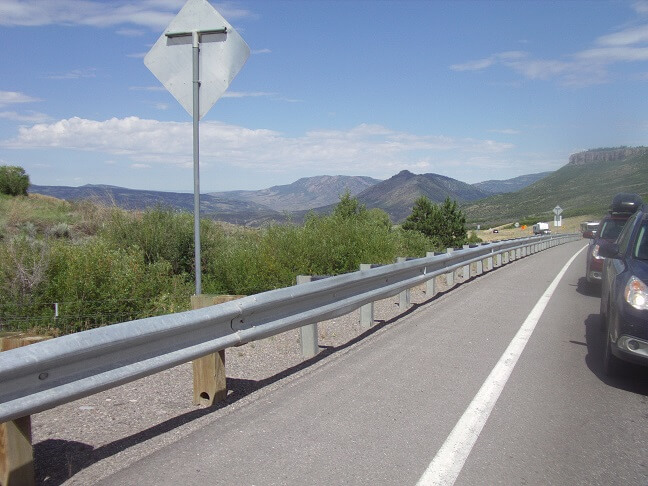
[532,222,551,235]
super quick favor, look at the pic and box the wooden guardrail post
[296,276,319,358]
[359,264,375,329]
[190,295,243,406]
[1,334,50,486]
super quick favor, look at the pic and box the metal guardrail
[0,233,579,423]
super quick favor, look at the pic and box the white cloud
[116,28,145,37]
[450,51,526,72]
[633,1,648,15]
[129,86,167,91]
[488,129,520,135]
[0,0,252,30]
[0,111,52,123]
[44,68,97,80]
[576,46,648,62]
[221,91,277,98]
[0,116,514,177]
[452,6,648,86]
[0,90,41,107]
[450,58,495,72]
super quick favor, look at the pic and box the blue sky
[0,0,647,192]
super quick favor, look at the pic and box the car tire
[599,297,608,332]
[603,324,624,377]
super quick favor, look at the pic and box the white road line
[416,245,588,486]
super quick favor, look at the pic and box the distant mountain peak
[209,175,381,212]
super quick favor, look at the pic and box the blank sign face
[144,0,250,119]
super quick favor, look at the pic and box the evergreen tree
[402,196,467,248]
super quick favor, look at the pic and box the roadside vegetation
[0,171,474,335]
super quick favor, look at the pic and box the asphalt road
[97,240,648,486]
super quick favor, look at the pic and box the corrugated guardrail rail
[0,233,579,423]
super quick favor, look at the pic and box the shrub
[41,239,192,332]
[48,223,71,239]
[402,196,468,248]
[203,197,438,295]
[100,206,223,277]
[0,165,29,196]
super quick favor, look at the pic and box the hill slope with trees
[463,148,648,227]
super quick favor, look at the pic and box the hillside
[27,168,565,226]
[463,148,648,227]
[473,171,552,194]
[209,175,380,212]
[302,170,490,223]
[29,184,284,226]
[357,170,489,222]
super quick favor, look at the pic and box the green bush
[0,165,29,196]
[41,239,191,332]
[0,195,446,334]
[202,198,438,295]
[402,196,468,248]
[100,206,224,277]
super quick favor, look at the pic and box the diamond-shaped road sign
[144,0,250,119]
[553,205,563,216]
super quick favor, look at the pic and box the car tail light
[592,244,604,260]
[624,276,648,310]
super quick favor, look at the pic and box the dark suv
[599,202,648,375]
[585,193,643,285]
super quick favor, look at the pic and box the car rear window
[634,223,648,261]
[599,218,627,239]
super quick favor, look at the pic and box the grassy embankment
[0,193,438,335]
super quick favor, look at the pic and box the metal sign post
[144,0,250,295]
[553,205,563,227]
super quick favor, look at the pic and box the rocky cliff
[568,147,648,166]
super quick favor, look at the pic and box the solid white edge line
[416,244,588,486]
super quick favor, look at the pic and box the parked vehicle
[585,193,643,284]
[532,222,550,235]
[598,203,648,375]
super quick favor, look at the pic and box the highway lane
[454,243,648,485]
[98,240,648,485]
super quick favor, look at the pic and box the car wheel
[599,297,608,332]
[603,322,624,377]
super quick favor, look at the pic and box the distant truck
[532,222,551,235]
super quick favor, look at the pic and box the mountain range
[28,147,648,226]
[29,170,549,225]
[209,175,380,212]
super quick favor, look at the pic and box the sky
[0,0,647,193]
